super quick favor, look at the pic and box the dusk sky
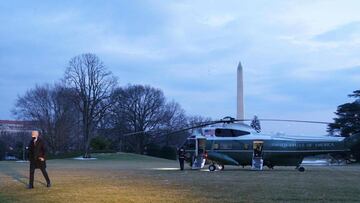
[1,1,360,135]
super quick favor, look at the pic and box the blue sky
[1,0,360,135]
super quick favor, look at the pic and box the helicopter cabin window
[219,143,232,149]
[215,129,250,137]
[212,143,219,149]
[183,139,196,150]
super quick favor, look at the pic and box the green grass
[91,152,170,161]
[1,153,360,202]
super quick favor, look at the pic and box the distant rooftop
[0,120,36,133]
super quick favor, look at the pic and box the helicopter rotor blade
[250,119,330,125]
[121,120,220,137]
[121,117,330,137]
[161,120,221,136]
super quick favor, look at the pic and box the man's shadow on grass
[1,163,47,188]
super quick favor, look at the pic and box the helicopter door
[192,137,206,169]
[252,141,264,170]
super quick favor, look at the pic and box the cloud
[198,14,236,27]
[314,21,360,42]
[1,1,360,134]
[270,1,360,36]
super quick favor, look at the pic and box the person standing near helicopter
[178,147,186,170]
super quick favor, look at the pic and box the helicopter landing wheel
[217,164,224,171]
[298,166,305,172]
[267,163,274,169]
[209,164,216,171]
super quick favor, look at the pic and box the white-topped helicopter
[177,62,359,172]
[125,62,360,171]
[179,116,359,172]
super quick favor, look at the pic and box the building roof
[0,120,36,132]
[0,120,34,125]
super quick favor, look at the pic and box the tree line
[6,53,209,159]
[1,53,359,161]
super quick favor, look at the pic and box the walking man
[178,147,185,170]
[28,130,51,189]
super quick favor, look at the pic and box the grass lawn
[1,153,360,203]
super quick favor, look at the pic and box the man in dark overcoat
[28,130,51,189]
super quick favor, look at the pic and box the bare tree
[64,53,117,158]
[12,84,78,153]
[160,101,188,146]
[110,84,187,153]
[186,115,212,127]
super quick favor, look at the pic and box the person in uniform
[178,147,185,170]
[28,130,51,189]
[254,144,262,158]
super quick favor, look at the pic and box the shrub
[47,151,83,159]
[0,140,5,161]
[145,144,177,160]
[145,143,161,157]
[159,146,177,160]
[90,136,110,150]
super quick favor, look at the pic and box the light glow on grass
[150,167,181,171]
[73,157,97,160]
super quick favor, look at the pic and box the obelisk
[237,62,244,120]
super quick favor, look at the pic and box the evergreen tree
[328,90,360,136]
[328,90,360,160]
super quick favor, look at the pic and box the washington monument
[237,61,244,120]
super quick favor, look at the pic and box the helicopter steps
[192,155,206,169]
[252,157,263,170]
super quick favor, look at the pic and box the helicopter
[175,62,360,172]
[122,62,359,172]
[179,116,360,172]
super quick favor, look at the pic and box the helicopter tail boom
[345,132,360,149]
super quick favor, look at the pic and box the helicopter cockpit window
[215,129,250,137]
